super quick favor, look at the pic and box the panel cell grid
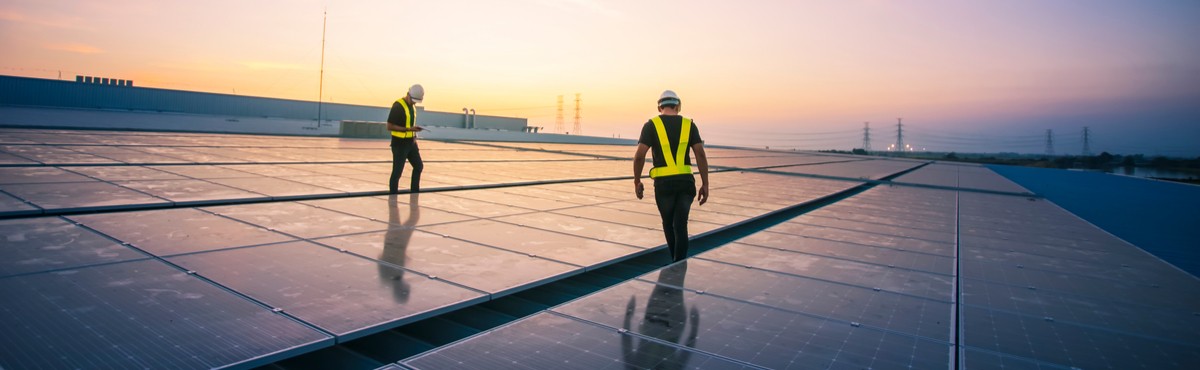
[0,259,330,370]
[553,278,951,370]
[404,312,756,370]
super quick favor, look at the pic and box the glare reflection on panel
[150,165,260,179]
[494,212,665,249]
[318,228,580,295]
[205,202,388,239]
[410,193,535,218]
[167,241,486,339]
[207,177,343,198]
[68,208,296,256]
[115,179,267,203]
[302,195,475,227]
[0,167,97,184]
[423,219,644,268]
[2,181,171,212]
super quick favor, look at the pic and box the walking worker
[633,90,710,262]
[387,84,426,194]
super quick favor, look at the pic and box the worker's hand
[697,183,709,205]
[634,180,644,199]
[412,126,426,132]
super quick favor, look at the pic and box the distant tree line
[837,148,1200,174]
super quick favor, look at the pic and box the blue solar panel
[0,259,331,369]
[166,241,487,340]
[552,273,952,369]
[404,312,759,370]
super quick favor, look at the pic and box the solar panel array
[2,128,1197,369]
[403,164,1200,369]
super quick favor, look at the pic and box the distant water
[1105,166,1198,180]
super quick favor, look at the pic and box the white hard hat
[408,84,424,103]
[658,90,680,107]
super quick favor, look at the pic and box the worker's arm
[387,122,424,132]
[633,143,650,199]
[692,143,709,205]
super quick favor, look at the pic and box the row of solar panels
[1,164,871,369]
[3,128,1194,369]
[402,165,1200,370]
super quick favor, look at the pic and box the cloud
[44,43,103,54]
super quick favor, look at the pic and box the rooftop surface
[1,127,1197,369]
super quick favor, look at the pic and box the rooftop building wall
[0,75,528,131]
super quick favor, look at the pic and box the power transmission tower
[862,122,871,153]
[895,118,904,155]
[555,95,564,133]
[573,93,582,135]
[1082,126,1091,156]
[1045,129,1054,156]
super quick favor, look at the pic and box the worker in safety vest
[633,90,710,262]
[387,84,426,194]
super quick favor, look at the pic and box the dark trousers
[654,179,696,262]
[389,138,423,193]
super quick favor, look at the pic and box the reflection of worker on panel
[622,262,700,369]
[379,193,420,303]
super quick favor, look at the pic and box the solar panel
[313,229,579,296]
[2,181,171,213]
[635,259,953,341]
[68,208,296,256]
[423,219,645,268]
[0,259,331,369]
[404,312,758,370]
[0,217,146,277]
[4,128,1198,369]
[166,241,487,340]
[494,212,666,249]
[551,274,951,369]
[203,202,390,239]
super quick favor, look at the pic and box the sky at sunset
[2,1,1198,155]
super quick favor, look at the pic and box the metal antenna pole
[317,9,327,128]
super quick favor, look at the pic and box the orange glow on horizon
[1,1,1196,153]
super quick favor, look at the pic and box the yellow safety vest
[390,98,416,138]
[648,116,693,179]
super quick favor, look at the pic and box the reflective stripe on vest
[390,98,416,138]
[648,116,693,179]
